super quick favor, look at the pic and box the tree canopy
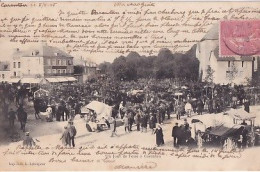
[99,46,199,81]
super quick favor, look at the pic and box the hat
[184,119,187,121]
[25,132,30,136]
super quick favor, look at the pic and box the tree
[98,62,111,74]
[226,61,238,84]
[111,56,138,81]
[74,65,84,74]
[107,47,200,81]
[204,65,215,85]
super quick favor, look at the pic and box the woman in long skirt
[154,124,164,147]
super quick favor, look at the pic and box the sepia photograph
[0,1,259,171]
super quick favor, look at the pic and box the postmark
[220,20,260,56]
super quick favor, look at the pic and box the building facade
[75,59,101,83]
[10,45,74,78]
[196,23,258,85]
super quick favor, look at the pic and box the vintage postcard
[0,1,260,171]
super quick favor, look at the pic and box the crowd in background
[0,78,259,147]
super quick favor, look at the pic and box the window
[45,59,51,65]
[14,72,16,77]
[57,60,61,65]
[52,59,56,65]
[228,61,230,67]
[18,62,21,68]
[13,62,16,68]
[63,69,66,73]
[52,69,56,74]
[68,60,72,65]
[226,71,230,78]
[242,61,244,67]
[62,60,66,66]
[2,74,4,79]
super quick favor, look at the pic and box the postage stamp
[220,20,260,56]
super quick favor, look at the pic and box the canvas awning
[228,108,256,120]
[208,125,243,138]
[9,78,21,83]
[66,77,77,82]
[56,77,68,82]
[45,78,60,83]
[20,78,42,84]
[34,88,49,98]
[81,101,112,119]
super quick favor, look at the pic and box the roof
[208,125,243,138]
[213,46,254,61]
[201,23,219,41]
[13,45,73,58]
[228,108,256,120]
[42,46,72,58]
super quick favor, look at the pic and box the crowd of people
[0,78,259,148]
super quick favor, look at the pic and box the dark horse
[33,98,47,119]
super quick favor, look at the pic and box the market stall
[82,101,112,132]
[228,108,256,126]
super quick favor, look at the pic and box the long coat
[17,108,27,122]
[244,101,250,113]
[149,115,156,129]
[154,127,164,146]
[141,115,148,128]
[61,129,70,146]
[172,126,180,137]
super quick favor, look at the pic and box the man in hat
[172,123,180,148]
[184,118,190,131]
[23,132,35,147]
[243,98,250,113]
[149,112,156,134]
[176,104,181,120]
[135,110,141,131]
[128,111,134,131]
[67,120,77,147]
[17,105,27,132]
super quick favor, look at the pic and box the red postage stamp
[220,20,260,56]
